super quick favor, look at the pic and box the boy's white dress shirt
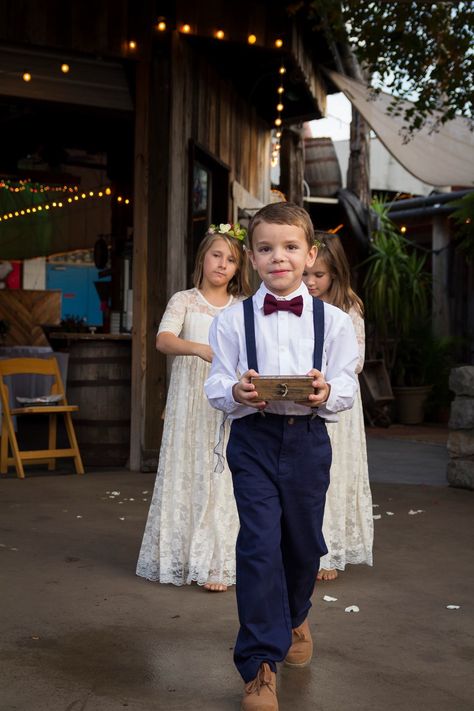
[205,282,359,421]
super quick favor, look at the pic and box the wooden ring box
[250,375,315,402]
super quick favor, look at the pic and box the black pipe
[387,188,472,213]
[389,205,453,221]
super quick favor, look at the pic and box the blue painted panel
[46,264,110,326]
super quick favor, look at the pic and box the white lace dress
[136,288,239,586]
[320,306,374,571]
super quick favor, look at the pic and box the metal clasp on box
[277,383,288,398]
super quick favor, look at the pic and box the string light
[0,186,131,224]
[61,63,70,74]
[400,225,407,233]
[181,23,191,33]
[248,34,257,45]
[22,72,31,82]
[215,29,225,39]
[157,18,167,31]
[128,40,137,50]
[274,117,282,127]
[279,65,286,75]
[276,102,284,112]
[275,39,283,48]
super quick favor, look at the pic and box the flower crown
[207,222,247,241]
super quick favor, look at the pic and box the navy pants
[226,411,332,683]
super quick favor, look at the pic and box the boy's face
[248,221,316,296]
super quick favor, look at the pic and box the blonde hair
[192,232,251,297]
[248,202,314,249]
[315,232,364,315]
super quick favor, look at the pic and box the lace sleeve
[157,291,188,337]
[349,306,365,374]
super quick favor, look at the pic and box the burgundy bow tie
[263,293,304,317]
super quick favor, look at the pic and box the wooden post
[432,215,451,338]
[280,125,305,205]
[130,46,171,471]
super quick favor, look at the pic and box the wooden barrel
[304,137,342,197]
[66,338,131,466]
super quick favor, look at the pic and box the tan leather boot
[241,662,278,711]
[284,618,313,667]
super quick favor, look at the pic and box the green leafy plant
[362,196,431,375]
[447,191,474,261]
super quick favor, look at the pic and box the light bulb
[277,103,284,112]
[248,34,257,45]
[215,29,225,40]
[61,63,70,74]
[275,39,283,48]
[23,72,31,82]
[157,20,166,31]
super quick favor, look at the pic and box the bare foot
[316,568,338,581]
[203,582,228,592]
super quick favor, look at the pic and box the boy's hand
[232,370,267,410]
[306,368,331,408]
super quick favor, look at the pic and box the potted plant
[362,197,432,424]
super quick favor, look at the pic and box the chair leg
[4,413,24,479]
[1,417,8,474]
[48,414,57,470]
[63,413,85,475]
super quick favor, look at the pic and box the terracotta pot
[392,385,433,425]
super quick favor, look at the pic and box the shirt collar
[254,281,313,311]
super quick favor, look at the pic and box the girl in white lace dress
[303,233,373,581]
[136,225,250,591]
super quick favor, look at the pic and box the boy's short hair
[248,202,314,249]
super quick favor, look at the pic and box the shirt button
[288,417,294,425]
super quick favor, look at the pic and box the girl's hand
[306,368,331,408]
[232,370,267,410]
[195,344,213,363]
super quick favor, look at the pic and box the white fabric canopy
[327,69,474,188]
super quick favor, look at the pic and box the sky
[309,93,352,141]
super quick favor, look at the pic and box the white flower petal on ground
[10,547,18,551]
[119,517,125,521]
[142,498,148,502]
[141,490,149,494]
[373,514,382,520]
[408,509,425,515]
[129,498,135,501]
[345,605,360,613]
[446,604,460,610]
[386,511,395,516]
[0,543,6,548]
[118,502,124,505]
[323,595,338,602]
[372,504,379,508]
[76,515,83,519]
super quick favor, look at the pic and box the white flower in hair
[219,223,231,233]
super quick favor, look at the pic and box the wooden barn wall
[0,0,139,57]
[166,33,271,298]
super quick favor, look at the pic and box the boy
[205,203,359,710]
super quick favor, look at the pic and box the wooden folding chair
[0,357,84,478]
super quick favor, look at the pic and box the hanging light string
[0,186,131,224]
[0,179,79,194]
[271,56,285,167]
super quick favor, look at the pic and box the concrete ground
[1,429,473,711]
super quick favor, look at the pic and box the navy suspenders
[242,295,325,372]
